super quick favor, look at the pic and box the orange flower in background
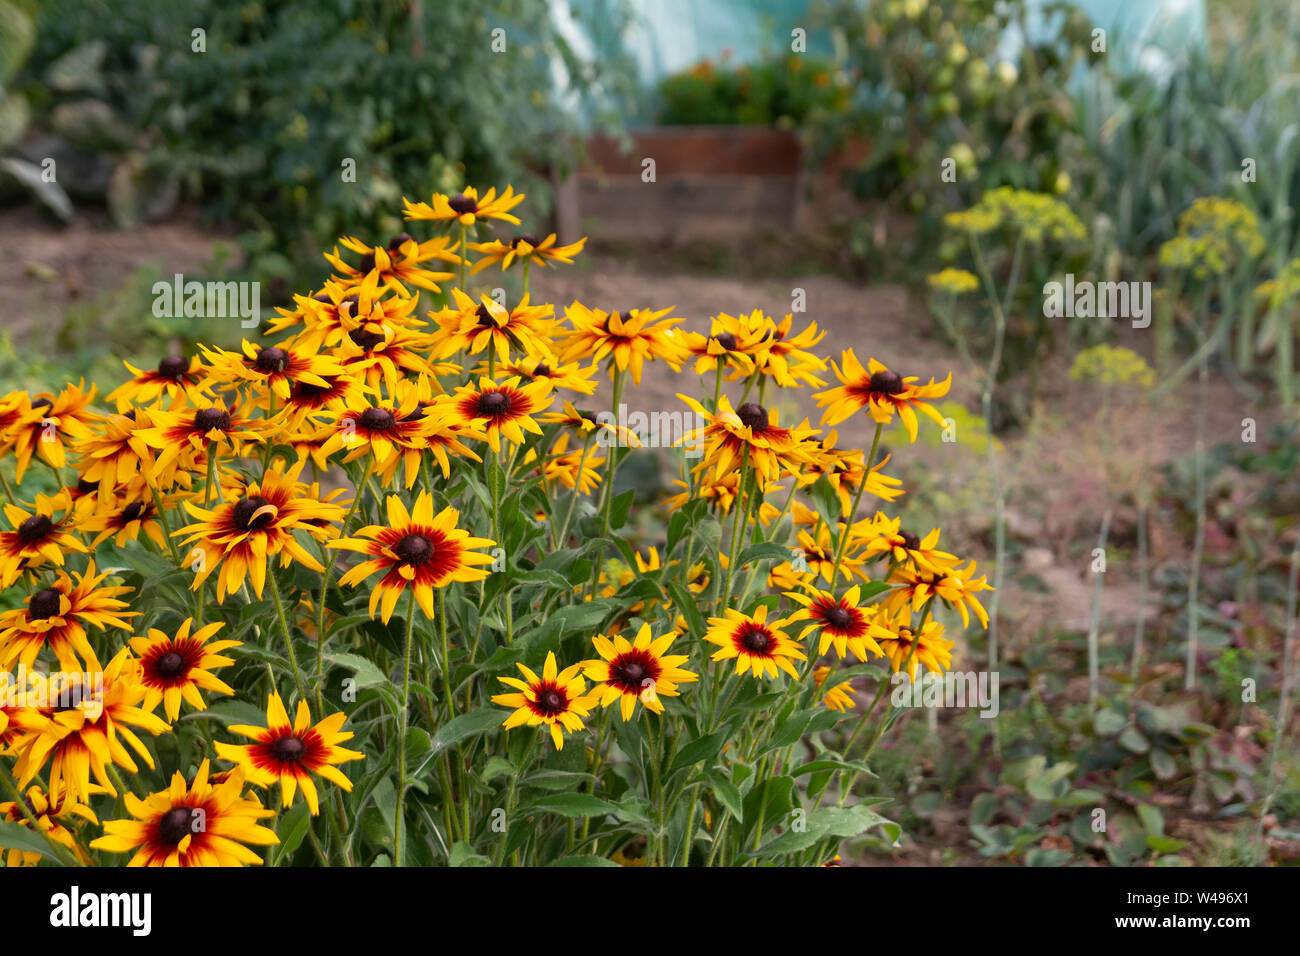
[469,232,586,272]
[324,234,459,296]
[450,376,552,454]
[558,304,686,384]
[428,289,556,363]
[0,491,87,588]
[105,355,206,411]
[135,399,265,485]
[5,382,97,482]
[1,785,98,867]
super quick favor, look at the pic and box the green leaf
[273,801,311,865]
[809,803,891,837]
[609,489,636,530]
[667,582,706,637]
[0,821,60,861]
[668,731,728,775]
[544,855,622,867]
[326,652,392,689]
[1119,725,1150,754]
[737,541,793,566]
[427,710,502,761]
[526,793,619,819]
[706,774,744,824]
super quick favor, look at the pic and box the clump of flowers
[0,185,989,869]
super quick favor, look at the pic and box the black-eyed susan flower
[200,339,348,407]
[6,383,97,482]
[333,320,440,396]
[558,304,686,385]
[0,492,87,588]
[330,492,497,622]
[105,355,206,412]
[79,480,175,550]
[129,619,240,722]
[135,399,265,486]
[794,526,867,584]
[469,232,587,272]
[812,666,856,711]
[175,463,344,602]
[451,376,553,455]
[883,562,991,629]
[535,431,605,494]
[72,408,159,491]
[319,386,433,490]
[11,649,171,802]
[815,350,952,441]
[492,651,599,750]
[858,515,958,575]
[324,234,459,296]
[429,289,556,363]
[704,605,805,679]
[1,785,97,866]
[679,394,816,484]
[90,760,278,866]
[410,398,488,480]
[0,561,135,672]
[216,693,363,815]
[582,624,698,721]
[403,185,525,228]
[785,584,887,661]
[874,611,955,680]
[488,355,597,395]
[735,310,828,388]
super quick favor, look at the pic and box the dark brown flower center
[158,806,197,845]
[357,252,376,274]
[17,515,52,544]
[270,735,306,762]
[232,495,273,532]
[348,326,385,350]
[254,347,289,373]
[28,588,62,620]
[76,477,99,494]
[740,625,771,653]
[393,534,434,566]
[157,356,189,379]
[448,193,478,215]
[388,233,414,251]
[714,332,738,351]
[532,363,551,378]
[193,408,231,432]
[512,233,541,248]
[869,369,905,395]
[825,606,853,630]
[291,380,332,402]
[358,407,396,431]
[537,688,566,715]
[31,398,53,412]
[900,530,920,550]
[121,501,148,522]
[475,304,498,328]
[340,294,360,316]
[155,651,187,678]
[617,660,647,685]
[736,402,768,432]
[477,391,510,416]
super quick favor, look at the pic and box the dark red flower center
[536,687,566,715]
[393,534,434,566]
[232,495,273,532]
[825,606,853,630]
[254,347,289,373]
[477,391,510,416]
[17,515,53,544]
[271,735,306,762]
[736,402,768,432]
[193,408,231,432]
[28,588,62,620]
[448,193,478,215]
[348,327,385,350]
[157,806,197,845]
[155,651,187,679]
[157,356,189,379]
[740,625,771,653]
[869,369,905,395]
[358,407,396,431]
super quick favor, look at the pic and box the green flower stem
[829,421,882,589]
[148,485,183,566]
[394,585,417,867]
[268,572,309,704]
[316,455,375,705]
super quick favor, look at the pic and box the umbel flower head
[582,624,698,721]
[330,492,497,622]
[215,693,363,816]
[91,760,278,867]
[493,651,599,750]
